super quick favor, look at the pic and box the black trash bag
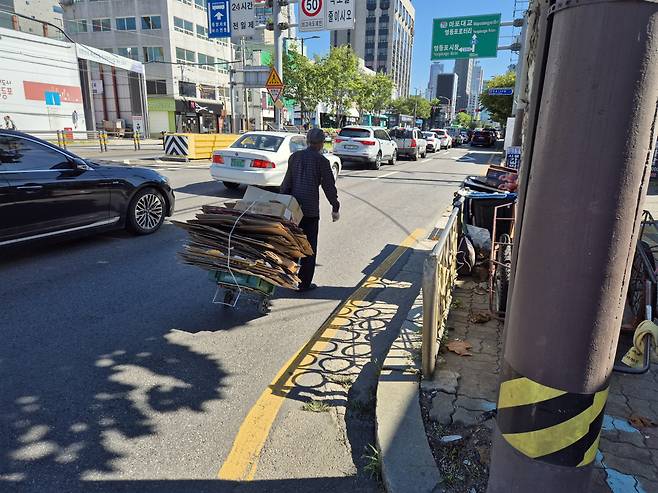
[457,233,476,276]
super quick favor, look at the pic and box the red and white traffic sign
[299,0,326,32]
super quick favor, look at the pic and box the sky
[303,0,522,94]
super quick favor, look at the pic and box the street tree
[479,71,516,125]
[282,46,322,126]
[319,46,359,127]
[456,112,472,128]
[352,73,394,119]
[370,73,394,115]
[390,95,431,120]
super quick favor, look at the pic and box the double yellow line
[218,228,426,481]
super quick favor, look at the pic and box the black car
[0,130,175,247]
[470,130,497,148]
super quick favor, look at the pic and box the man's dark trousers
[299,217,319,288]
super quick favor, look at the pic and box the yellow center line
[217,228,427,481]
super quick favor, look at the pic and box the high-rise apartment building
[453,58,474,113]
[331,0,415,98]
[468,62,484,116]
[426,62,444,100]
[435,73,458,124]
[62,0,234,135]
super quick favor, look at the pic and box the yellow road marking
[217,228,426,481]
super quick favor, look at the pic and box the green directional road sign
[431,14,501,61]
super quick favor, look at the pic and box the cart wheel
[224,290,235,306]
[257,298,271,315]
[627,240,656,326]
[494,234,512,313]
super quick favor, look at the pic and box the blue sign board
[44,91,61,106]
[488,87,514,96]
[208,0,231,38]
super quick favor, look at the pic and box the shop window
[199,85,216,100]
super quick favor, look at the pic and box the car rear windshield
[338,128,371,138]
[230,134,285,151]
[422,132,436,139]
[390,128,413,139]
[434,130,447,136]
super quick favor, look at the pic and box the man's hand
[332,211,340,222]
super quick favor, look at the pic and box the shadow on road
[457,148,501,165]
[176,181,243,199]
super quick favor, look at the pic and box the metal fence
[19,130,148,153]
[422,203,462,378]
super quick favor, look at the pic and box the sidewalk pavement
[376,186,658,493]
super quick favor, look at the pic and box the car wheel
[127,187,165,235]
[370,152,382,170]
[223,181,240,190]
[388,151,397,166]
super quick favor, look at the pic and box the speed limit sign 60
[299,0,326,32]
[301,0,322,17]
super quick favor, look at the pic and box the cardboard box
[234,186,304,225]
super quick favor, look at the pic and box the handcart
[209,270,275,315]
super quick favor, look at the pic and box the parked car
[0,130,175,247]
[461,131,470,144]
[211,131,342,190]
[430,128,453,150]
[390,128,427,160]
[422,132,440,153]
[332,126,397,170]
[448,129,464,146]
[471,130,497,147]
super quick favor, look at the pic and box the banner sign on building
[231,1,257,39]
[208,0,231,38]
[431,14,501,61]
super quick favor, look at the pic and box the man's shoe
[298,283,318,292]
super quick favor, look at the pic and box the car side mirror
[71,157,91,171]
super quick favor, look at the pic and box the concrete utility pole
[488,2,658,492]
[273,0,284,130]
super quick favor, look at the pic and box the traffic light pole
[273,0,284,130]
[488,2,658,491]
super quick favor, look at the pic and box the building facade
[435,73,458,124]
[453,58,474,113]
[468,62,484,117]
[62,0,234,136]
[1,0,64,34]
[331,0,415,98]
[426,62,444,100]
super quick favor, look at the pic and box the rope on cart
[219,200,258,308]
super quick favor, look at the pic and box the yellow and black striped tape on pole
[496,366,609,467]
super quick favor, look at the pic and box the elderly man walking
[281,128,340,292]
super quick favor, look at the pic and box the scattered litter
[446,339,473,356]
[469,312,492,324]
[463,459,472,466]
[629,414,657,429]
[440,435,463,443]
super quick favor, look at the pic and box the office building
[331,0,415,98]
[426,62,444,100]
[468,62,484,117]
[454,58,474,113]
[62,0,234,135]
[1,0,64,33]
[435,73,458,124]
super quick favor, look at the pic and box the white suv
[332,126,398,170]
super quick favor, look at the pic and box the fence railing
[422,202,462,378]
[20,130,148,153]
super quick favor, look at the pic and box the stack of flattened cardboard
[174,203,312,290]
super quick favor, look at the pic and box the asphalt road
[0,146,496,492]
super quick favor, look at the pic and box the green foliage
[301,400,330,413]
[362,444,382,480]
[282,47,323,125]
[479,71,516,125]
[456,112,472,128]
[390,95,431,120]
[318,46,359,126]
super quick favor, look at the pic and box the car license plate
[345,145,358,150]
[231,158,245,168]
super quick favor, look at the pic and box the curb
[376,292,442,493]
